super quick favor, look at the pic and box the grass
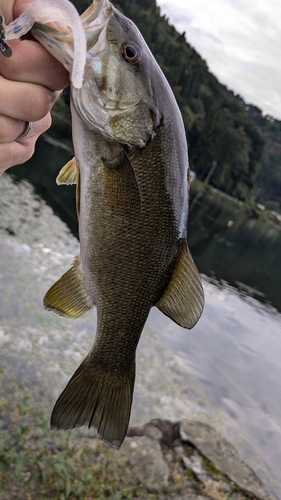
[0,365,154,500]
[0,365,198,500]
[2,357,272,500]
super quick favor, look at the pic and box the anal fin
[44,255,93,318]
[156,242,204,329]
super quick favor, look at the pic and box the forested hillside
[9,0,281,213]
[224,89,281,211]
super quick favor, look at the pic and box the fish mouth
[32,1,149,143]
[81,0,113,52]
[31,0,113,82]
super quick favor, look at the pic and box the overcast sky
[157,0,281,120]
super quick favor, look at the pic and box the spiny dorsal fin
[56,157,78,185]
[44,256,93,318]
[156,242,204,329]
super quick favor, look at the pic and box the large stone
[120,435,170,490]
[182,454,214,485]
[127,418,179,446]
[180,420,276,500]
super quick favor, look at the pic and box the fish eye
[121,41,142,64]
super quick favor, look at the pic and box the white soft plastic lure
[4,0,86,88]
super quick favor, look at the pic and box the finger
[0,1,36,36]
[0,112,51,144]
[0,115,27,144]
[16,113,52,143]
[13,0,71,32]
[0,75,60,122]
[0,113,52,174]
[0,140,35,174]
[13,0,40,21]
[1,39,69,91]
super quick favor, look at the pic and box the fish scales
[76,109,182,366]
[4,0,204,448]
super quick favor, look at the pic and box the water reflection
[147,277,281,495]
[188,188,281,311]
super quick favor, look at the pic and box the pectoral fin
[56,157,78,185]
[56,157,80,220]
[44,256,93,318]
[156,243,204,329]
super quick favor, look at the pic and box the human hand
[0,0,69,174]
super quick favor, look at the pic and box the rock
[180,420,276,500]
[120,435,169,490]
[127,422,163,441]
[126,419,276,499]
[127,418,180,447]
[182,453,214,485]
[148,418,180,447]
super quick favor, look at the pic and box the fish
[5,0,204,449]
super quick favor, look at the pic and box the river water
[1,174,281,498]
[182,189,281,495]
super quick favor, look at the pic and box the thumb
[13,0,35,20]
[1,0,35,24]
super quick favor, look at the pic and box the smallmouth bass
[5,0,204,449]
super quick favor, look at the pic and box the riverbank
[0,370,276,500]
[190,179,281,228]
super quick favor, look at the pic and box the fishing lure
[1,0,86,88]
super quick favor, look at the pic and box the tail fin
[50,357,135,449]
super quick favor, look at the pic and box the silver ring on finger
[16,121,33,141]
